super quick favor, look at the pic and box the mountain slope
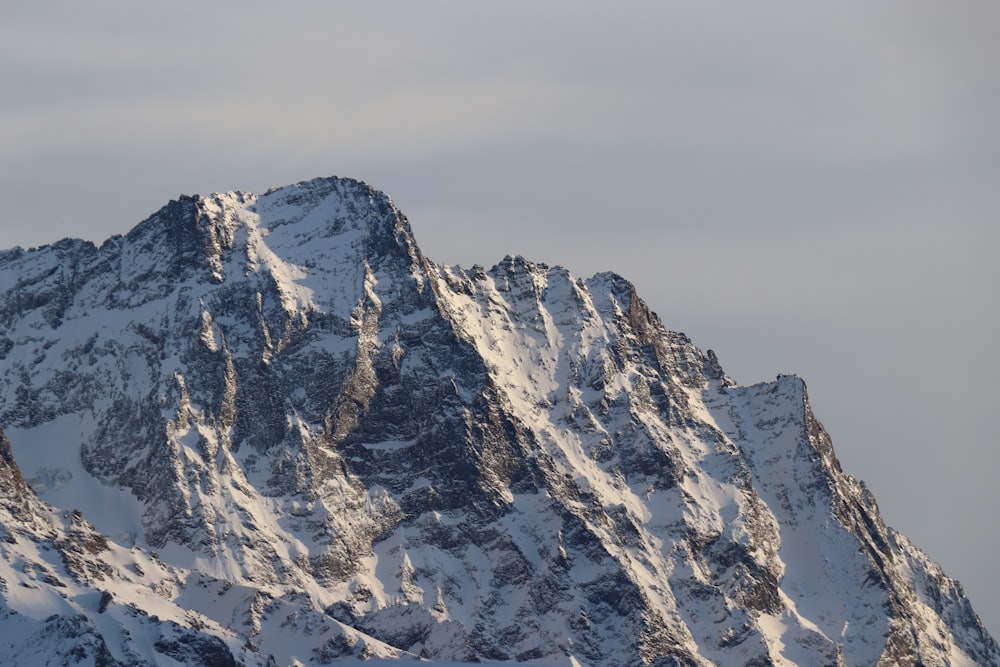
[0,176,995,666]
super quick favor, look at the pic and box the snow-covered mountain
[0,176,995,666]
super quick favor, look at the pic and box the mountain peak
[0,177,995,666]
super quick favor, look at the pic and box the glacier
[0,176,995,666]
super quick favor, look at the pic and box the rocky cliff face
[0,176,995,666]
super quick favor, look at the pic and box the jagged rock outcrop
[0,176,995,666]
[0,426,36,521]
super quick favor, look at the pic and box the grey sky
[2,1,998,634]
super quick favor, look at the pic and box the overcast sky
[2,0,998,635]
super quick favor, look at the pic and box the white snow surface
[0,176,994,666]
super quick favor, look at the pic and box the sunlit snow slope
[0,176,995,666]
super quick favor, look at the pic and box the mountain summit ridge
[0,176,995,666]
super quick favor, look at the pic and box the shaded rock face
[0,176,996,666]
[0,426,34,517]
